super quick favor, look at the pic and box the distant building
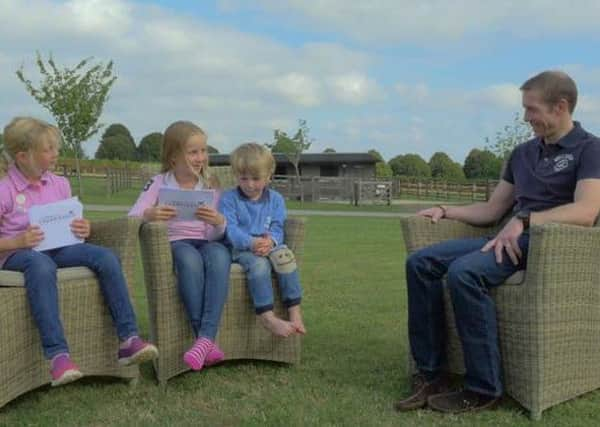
[209,152,377,178]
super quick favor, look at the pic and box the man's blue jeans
[3,243,139,360]
[170,240,231,340]
[406,233,530,397]
[232,250,302,314]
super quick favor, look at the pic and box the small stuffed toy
[268,244,297,274]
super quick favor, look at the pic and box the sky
[1,0,600,163]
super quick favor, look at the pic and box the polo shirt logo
[553,154,574,172]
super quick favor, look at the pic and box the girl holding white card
[0,117,158,387]
[129,120,231,372]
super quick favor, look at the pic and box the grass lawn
[2,214,600,426]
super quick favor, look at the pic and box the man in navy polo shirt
[396,70,600,414]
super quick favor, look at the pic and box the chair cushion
[504,270,525,285]
[0,267,96,288]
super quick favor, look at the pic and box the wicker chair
[401,215,600,419]
[139,166,305,386]
[0,217,142,409]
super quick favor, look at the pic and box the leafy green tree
[368,149,392,178]
[486,112,533,160]
[16,52,116,195]
[368,149,383,161]
[266,119,313,202]
[95,135,136,160]
[323,147,336,153]
[136,132,162,162]
[208,145,219,154]
[463,148,503,179]
[389,153,431,177]
[429,152,465,180]
[96,123,136,160]
[102,123,134,141]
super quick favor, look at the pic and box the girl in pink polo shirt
[129,120,231,371]
[0,117,158,387]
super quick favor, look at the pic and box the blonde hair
[3,117,62,161]
[230,143,275,178]
[160,120,219,188]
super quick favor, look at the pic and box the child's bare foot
[289,305,306,335]
[259,311,296,337]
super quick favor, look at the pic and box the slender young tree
[16,52,117,196]
[266,119,313,202]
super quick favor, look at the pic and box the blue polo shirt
[502,122,600,213]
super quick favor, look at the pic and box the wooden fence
[271,175,498,203]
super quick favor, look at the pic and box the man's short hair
[230,143,276,178]
[520,70,578,113]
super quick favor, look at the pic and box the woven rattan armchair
[0,217,142,409]
[138,166,304,385]
[139,218,305,385]
[401,215,600,419]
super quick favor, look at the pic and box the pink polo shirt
[0,164,72,267]
[128,172,225,242]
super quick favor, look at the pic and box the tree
[102,123,133,141]
[463,148,503,179]
[16,52,117,195]
[137,132,162,162]
[95,123,136,161]
[208,145,219,154]
[429,152,465,181]
[96,124,135,160]
[368,149,392,178]
[323,147,336,153]
[389,153,431,177]
[486,112,533,160]
[96,135,136,160]
[266,119,313,202]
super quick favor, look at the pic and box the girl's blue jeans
[3,243,139,359]
[170,239,231,341]
[406,233,529,397]
[232,250,302,314]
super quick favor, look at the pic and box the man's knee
[405,249,429,276]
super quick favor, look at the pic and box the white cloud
[265,73,322,107]
[65,0,132,35]
[0,0,381,156]
[468,84,521,110]
[395,83,430,105]
[218,0,600,44]
[329,73,382,105]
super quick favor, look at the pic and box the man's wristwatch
[438,205,448,218]
[516,210,531,230]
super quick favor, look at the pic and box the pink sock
[205,344,225,367]
[183,337,213,371]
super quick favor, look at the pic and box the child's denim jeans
[170,239,231,340]
[232,249,302,314]
[3,243,139,359]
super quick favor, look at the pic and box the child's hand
[17,225,44,249]
[252,236,273,256]
[144,205,177,222]
[70,218,91,239]
[195,206,225,226]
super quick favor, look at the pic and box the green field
[2,213,600,426]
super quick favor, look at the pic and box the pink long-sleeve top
[128,172,225,242]
[0,164,72,267]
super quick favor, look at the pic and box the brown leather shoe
[427,389,500,414]
[394,374,449,412]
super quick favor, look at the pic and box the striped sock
[183,337,213,371]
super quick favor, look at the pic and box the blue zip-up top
[219,187,286,250]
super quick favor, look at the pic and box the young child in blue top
[219,143,305,337]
